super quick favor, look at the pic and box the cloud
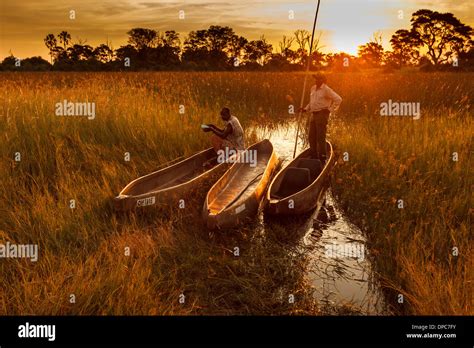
[1,0,472,59]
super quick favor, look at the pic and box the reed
[0,71,471,314]
[329,72,472,314]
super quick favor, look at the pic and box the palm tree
[58,31,72,49]
[44,34,57,63]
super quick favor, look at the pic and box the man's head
[312,73,327,88]
[220,107,231,121]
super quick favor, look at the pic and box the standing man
[300,73,342,162]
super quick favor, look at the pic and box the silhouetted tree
[457,47,474,70]
[206,26,235,53]
[309,50,326,69]
[0,55,51,71]
[389,29,420,67]
[183,26,237,69]
[358,40,385,67]
[94,44,114,63]
[127,28,157,50]
[410,9,473,65]
[294,31,324,69]
[67,44,94,61]
[160,31,180,48]
[8,11,473,72]
[115,44,138,68]
[44,34,57,63]
[294,30,310,52]
[182,29,219,68]
[228,34,248,67]
[152,30,181,68]
[21,56,51,71]
[326,52,357,71]
[1,55,18,70]
[58,31,72,49]
[265,53,295,71]
[277,36,298,64]
[125,28,181,69]
[243,37,273,66]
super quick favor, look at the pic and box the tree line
[1,9,472,72]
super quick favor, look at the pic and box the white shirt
[305,83,342,113]
[225,115,245,151]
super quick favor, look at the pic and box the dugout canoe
[114,148,227,211]
[203,139,278,229]
[265,141,336,215]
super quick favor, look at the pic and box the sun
[317,0,399,55]
[331,39,359,55]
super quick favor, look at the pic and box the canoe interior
[269,144,330,199]
[120,148,217,196]
[207,140,273,215]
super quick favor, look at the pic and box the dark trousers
[309,109,329,161]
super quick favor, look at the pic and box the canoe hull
[265,142,336,215]
[203,139,278,229]
[114,148,227,212]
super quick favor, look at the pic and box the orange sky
[0,0,473,60]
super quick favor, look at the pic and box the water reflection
[253,122,387,315]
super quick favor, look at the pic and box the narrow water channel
[252,123,387,315]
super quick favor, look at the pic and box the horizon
[1,0,473,61]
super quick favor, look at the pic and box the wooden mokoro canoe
[203,139,278,229]
[265,141,336,215]
[114,148,227,211]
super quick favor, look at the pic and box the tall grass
[0,71,472,315]
[0,72,316,314]
[329,73,473,315]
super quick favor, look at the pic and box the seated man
[202,107,245,153]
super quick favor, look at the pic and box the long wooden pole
[292,0,322,158]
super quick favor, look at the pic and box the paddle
[292,0,322,159]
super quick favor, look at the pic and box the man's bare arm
[211,123,233,139]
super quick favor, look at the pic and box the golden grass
[0,71,472,315]
[331,104,473,315]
